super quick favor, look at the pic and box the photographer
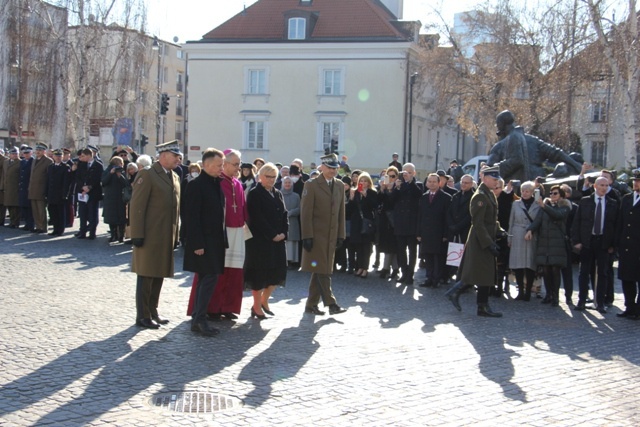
[102,156,131,243]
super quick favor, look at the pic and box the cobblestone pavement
[1,220,640,427]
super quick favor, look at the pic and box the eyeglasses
[387,175,397,179]
[550,191,560,195]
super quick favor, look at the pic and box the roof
[200,0,414,42]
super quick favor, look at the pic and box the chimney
[379,0,403,19]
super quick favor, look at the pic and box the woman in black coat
[244,163,288,319]
[377,167,399,279]
[526,185,571,307]
[101,156,131,243]
[347,172,378,278]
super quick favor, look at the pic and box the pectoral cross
[232,198,237,213]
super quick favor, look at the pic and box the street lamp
[152,36,162,146]
[407,72,418,163]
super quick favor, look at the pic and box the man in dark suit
[571,177,618,313]
[615,171,640,319]
[418,173,452,288]
[560,184,579,305]
[45,149,71,236]
[390,163,423,285]
[75,148,103,239]
[183,148,227,336]
[18,146,34,231]
[130,140,182,329]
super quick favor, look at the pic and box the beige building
[184,0,472,173]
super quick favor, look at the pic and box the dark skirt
[244,266,286,291]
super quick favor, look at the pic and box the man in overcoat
[45,149,71,236]
[75,148,104,239]
[571,177,618,313]
[130,140,181,329]
[28,142,53,233]
[183,148,227,336]
[19,146,34,231]
[444,166,505,317]
[0,148,6,225]
[616,170,640,319]
[301,153,347,315]
[417,173,452,288]
[2,147,21,227]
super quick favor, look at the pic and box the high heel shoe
[261,305,274,316]
[250,307,267,320]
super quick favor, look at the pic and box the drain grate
[149,392,240,414]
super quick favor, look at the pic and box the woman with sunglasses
[377,166,400,279]
[524,185,571,307]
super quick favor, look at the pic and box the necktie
[429,193,434,203]
[594,197,602,235]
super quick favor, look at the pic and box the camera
[535,176,546,184]
[114,167,124,173]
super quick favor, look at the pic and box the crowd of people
[2,140,640,334]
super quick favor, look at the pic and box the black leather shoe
[597,306,607,314]
[574,301,586,311]
[444,281,466,312]
[222,312,238,320]
[541,295,552,304]
[152,315,169,325]
[76,234,86,239]
[617,310,630,318]
[262,305,275,316]
[305,305,326,315]
[328,304,347,315]
[137,318,159,329]
[477,304,503,318]
[419,280,433,288]
[191,322,220,336]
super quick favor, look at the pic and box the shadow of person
[237,315,339,408]
[0,326,139,417]
[2,323,266,425]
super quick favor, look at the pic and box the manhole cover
[149,392,241,414]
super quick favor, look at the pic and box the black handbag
[361,217,375,235]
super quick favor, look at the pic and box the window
[288,17,306,40]
[176,73,184,92]
[163,67,168,84]
[140,117,146,131]
[591,101,607,122]
[315,112,346,153]
[242,111,270,150]
[175,121,183,141]
[248,122,264,149]
[249,69,266,94]
[176,98,183,116]
[177,50,184,60]
[591,141,606,166]
[323,69,342,95]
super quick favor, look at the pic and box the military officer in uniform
[46,149,71,236]
[19,146,35,231]
[301,153,347,315]
[130,140,182,329]
[444,166,505,317]
[29,142,53,233]
[0,148,6,225]
[615,170,640,319]
[2,147,21,228]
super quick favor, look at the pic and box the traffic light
[140,134,148,147]
[330,139,339,155]
[160,93,170,115]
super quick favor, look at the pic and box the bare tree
[584,0,639,168]
[419,0,595,152]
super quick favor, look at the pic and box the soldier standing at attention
[130,140,182,329]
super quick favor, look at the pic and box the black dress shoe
[207,313,222,321]
[305,305,326,315]
[419,280,433,288]
[617,310,630,318]
[541,295,552,304]
[597,306,607,314]
[328,304,347,315]
[76,234,86,239]
[152,315,169,325]
[191,321,220,336]
[137,318,160,329]
[477,304,503,318]
[262,305,275,316]
[88,235,96,240]
[222,312,238,320]
[574,301,586,311]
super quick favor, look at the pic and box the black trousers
[578,237,610,307]
[78,198,99,237]
[49,203,66,235]
[396,235,417,278]
[561,245,574,299]
[621,280,640,313]
[425,253,445,284]
[192,273,219,324]
[136,276,163,320]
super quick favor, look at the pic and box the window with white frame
[247,68,267,95]
[591,101,608,122]
[242,111,270,150]
[175,120,183,141]
[315,112,345,153]
[323,69,342,95]
[288,17,306,40]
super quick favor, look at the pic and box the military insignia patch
[137,177,143,185]
[477,201,483,207]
